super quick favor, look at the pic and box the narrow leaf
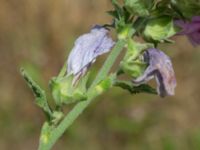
[114,80,157,94]
[20,68,52,118]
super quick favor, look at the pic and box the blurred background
[1,0,200,149]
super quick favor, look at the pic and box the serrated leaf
[114,80,157,95]
[20,68,52,118]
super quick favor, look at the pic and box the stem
[38,39,126,150]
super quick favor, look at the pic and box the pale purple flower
[175,16,200,46]
[133,48,176,97]
[67,25,115,82]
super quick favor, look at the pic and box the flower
[67,25,115,82]
[132,48,176,97]
[175,16,200,46]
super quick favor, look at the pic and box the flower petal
[133,48,176,97]
[188,32,200,46]
[67,25,115,81]
[175,16,200,46]
[192,16,200,23]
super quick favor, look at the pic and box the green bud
[124,0,153,16]
[49,75,87,106]
[51,111,64,125]
[94,74,116,96]
[143,16,178,42]
[120,39,153,78]
[116,23,135,40]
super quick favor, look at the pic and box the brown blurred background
[1,0,200,150]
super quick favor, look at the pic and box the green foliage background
[0,0,200,149]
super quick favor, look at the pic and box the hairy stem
[38,39,126,150]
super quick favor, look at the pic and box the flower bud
[133,48,176,97]
[50,75,87,106]
[94,74,115,95]
[117,24,135,40]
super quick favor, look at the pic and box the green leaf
[111,0,124,19]
[20,68,52,118]
[108,0,134,31]
[171,0,200,18]
[125,0,153,16]
[107,10,119,18]
[114,80,157,94]
[150,1,178,18]
[144,16,178,42]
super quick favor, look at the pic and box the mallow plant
[20,0,200,149]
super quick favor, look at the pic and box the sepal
[50,74,88,106]
[93,74,116,96]
[143,16,178,42]
[120,39,153,78]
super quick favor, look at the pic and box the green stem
[38,39,126,150]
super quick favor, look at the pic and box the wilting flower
[67,25,115,82]
[133,48,176,97]
[175,16,200,46]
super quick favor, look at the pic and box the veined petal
[133,48,176,97]
[67,25,115,81]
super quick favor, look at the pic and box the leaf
[125,0,153,16]
[107,10,119,18]
[114,80,157,94]
[172,0,200,18]
[144,16,178,42]
[20,68,52,118]
[110,0,124,20]
[109,0,133,23]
